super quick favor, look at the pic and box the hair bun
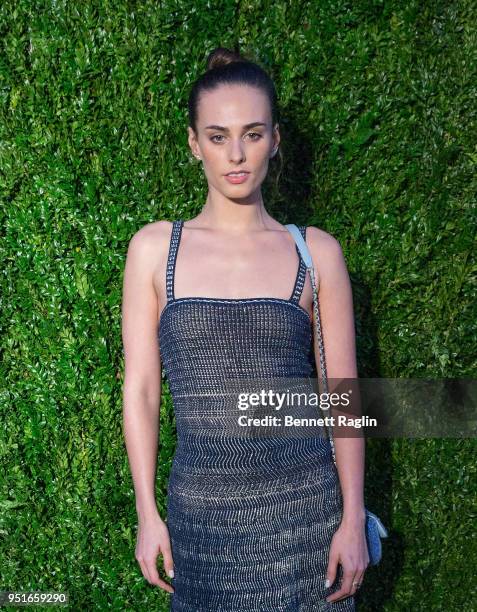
[206,47,244,71]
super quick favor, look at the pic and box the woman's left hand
[324,518,370,603]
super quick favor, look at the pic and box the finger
[137,558,152,584]
[145,557,175,593]
[326,567,355,603]
[326,585,354,603]
[161,538,175,580]
[325,555,339,589]
[349,569,366,596]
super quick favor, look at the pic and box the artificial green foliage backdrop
[0,0,475,610]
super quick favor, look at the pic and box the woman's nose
[228,141,245,163]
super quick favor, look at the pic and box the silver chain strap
[308,265,337,466]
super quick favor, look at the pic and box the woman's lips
[224,172,250,184]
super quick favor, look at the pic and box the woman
[122,46,368,610]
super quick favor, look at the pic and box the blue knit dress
[158,220,355,611]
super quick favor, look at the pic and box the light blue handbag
[285,224,389,565]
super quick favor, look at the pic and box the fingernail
[325,578,330,587]
[167,569,174,578]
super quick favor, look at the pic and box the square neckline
[170,219,307,302]
[158,220,311,328]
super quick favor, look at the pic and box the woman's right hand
[135,513,175,593]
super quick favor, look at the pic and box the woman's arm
[121,222,175,591]
[122,226,163,522]
[307,227,365,522]
[307,227,368,603]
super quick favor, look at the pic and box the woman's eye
[210,132,262,143]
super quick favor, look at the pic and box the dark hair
[188,47,280,132]
[188,47,283,184]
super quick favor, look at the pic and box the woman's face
[188,84,279,198]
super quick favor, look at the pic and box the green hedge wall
[1,1,475,610]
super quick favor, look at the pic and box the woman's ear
[271,123,280,158]
[187,126,201,160]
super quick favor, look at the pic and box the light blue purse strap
[285,224,314,269]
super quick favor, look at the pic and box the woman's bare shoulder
[305,225,343,252]
[129,219,173,245]
[126,220,173,261]
[305,225,348,281]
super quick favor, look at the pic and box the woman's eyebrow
[204,122,267,131]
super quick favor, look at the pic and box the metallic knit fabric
[158,220,355,611]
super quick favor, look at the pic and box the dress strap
[290,225,308,304]
[165,219,184,302]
